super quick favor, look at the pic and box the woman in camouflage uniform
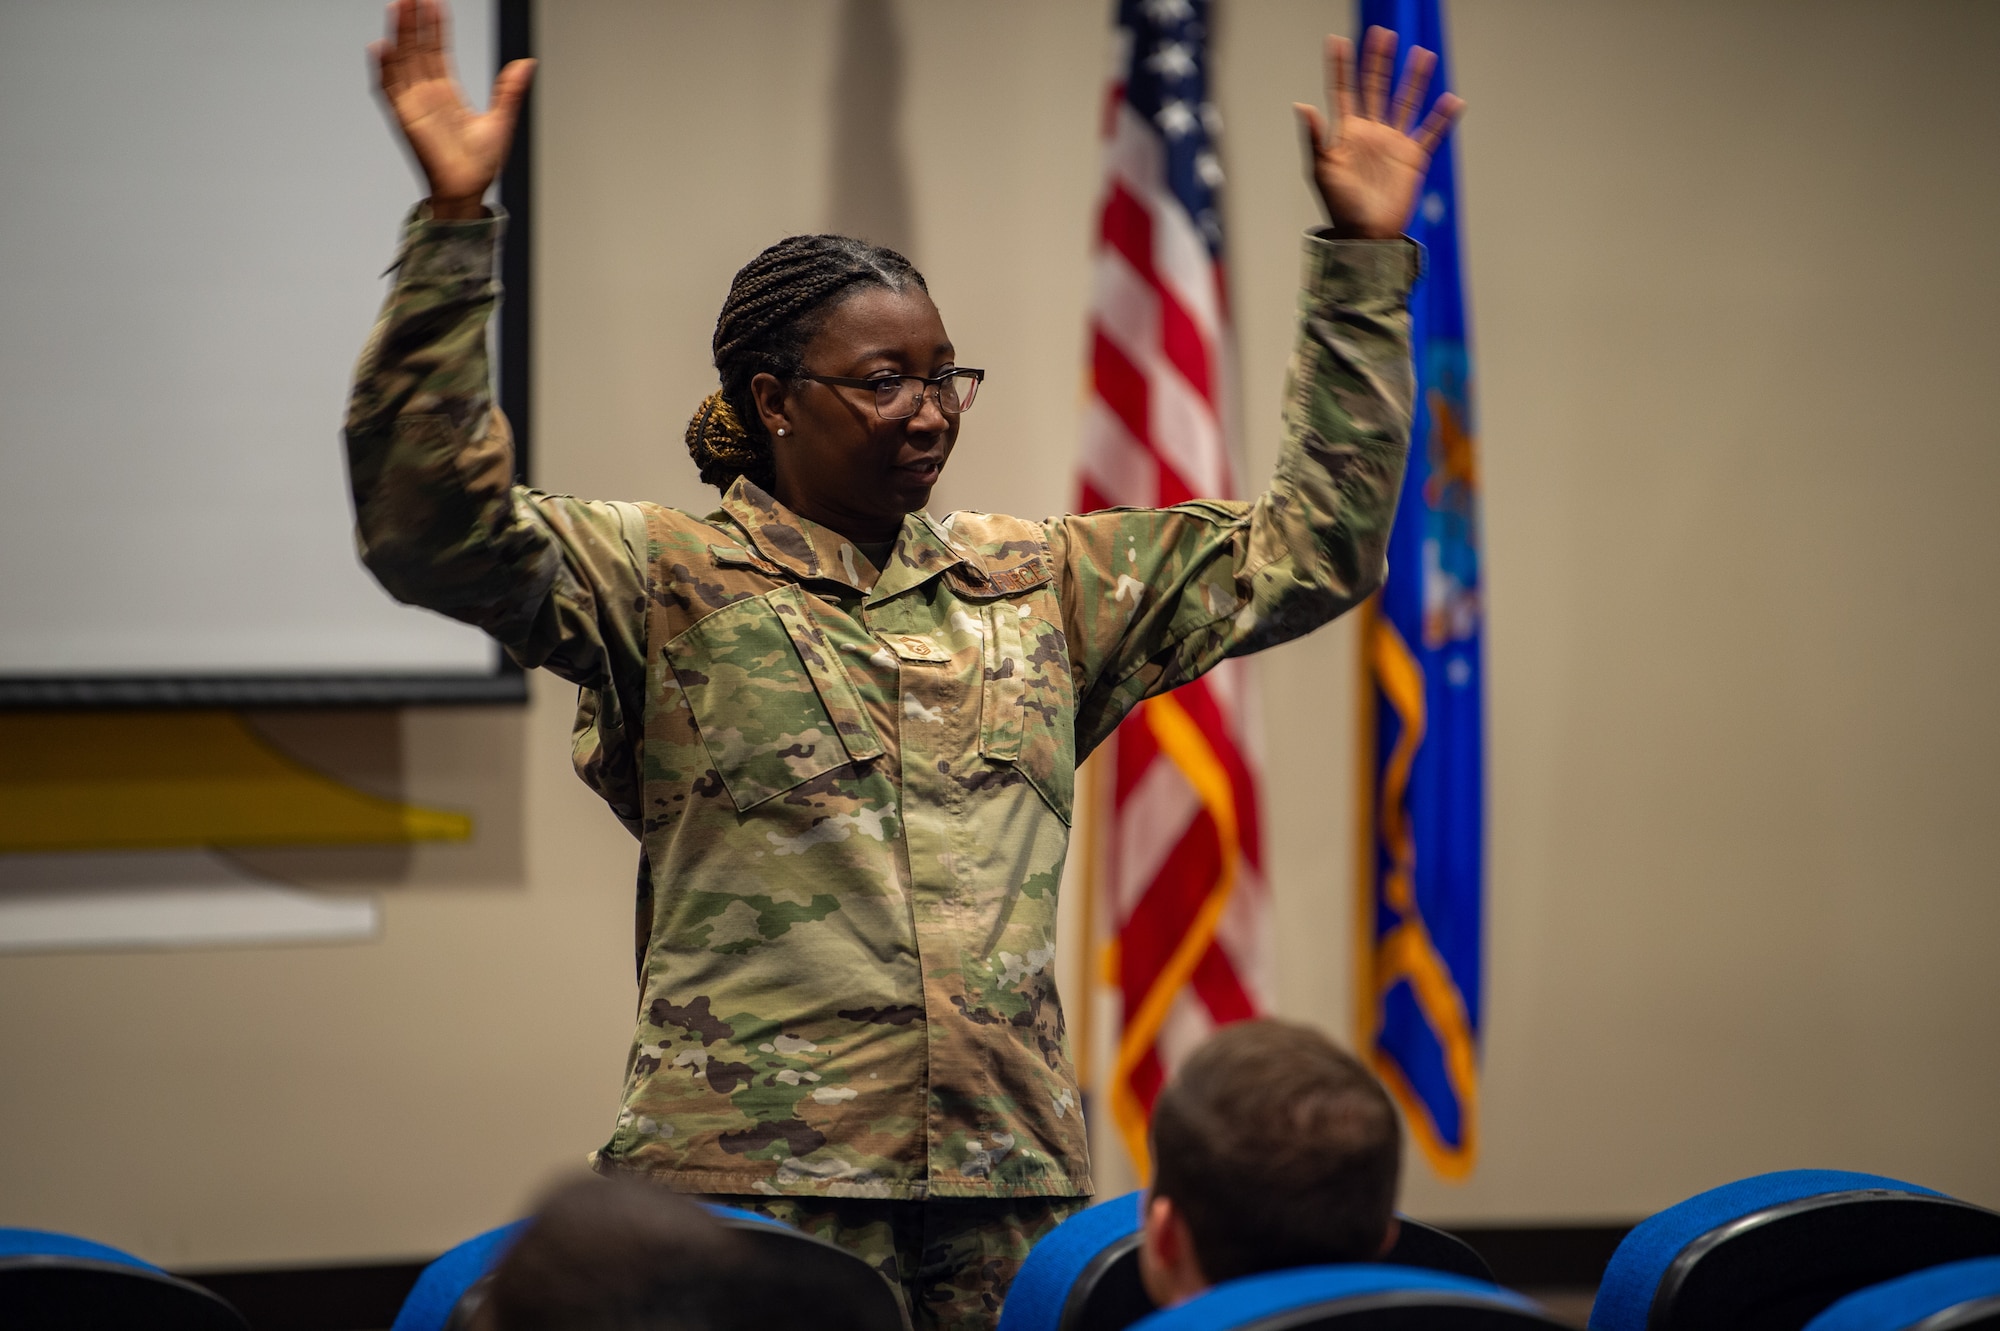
[352,3,1460,1326]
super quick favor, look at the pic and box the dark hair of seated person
[473,1175,766,1331]
[1149,1017,1403,1285]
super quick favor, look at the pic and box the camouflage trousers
[700,1194,1087,1331]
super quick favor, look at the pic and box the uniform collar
[719,477,986,601]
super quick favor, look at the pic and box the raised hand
[370,0,535,219]
[1293,27,1464,240]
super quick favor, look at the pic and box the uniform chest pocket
[978,596,1076,825]
[668,586,884,812]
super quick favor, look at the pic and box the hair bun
[684,389,766,491]
[687,389,744,450]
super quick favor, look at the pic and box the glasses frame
[800,368,986,419]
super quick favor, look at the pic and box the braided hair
[685,234,929,494]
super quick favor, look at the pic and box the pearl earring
[777,428,787,437]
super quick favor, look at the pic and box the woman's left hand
[1294,26,1465,240]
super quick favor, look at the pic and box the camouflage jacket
[345,209,1415,1199]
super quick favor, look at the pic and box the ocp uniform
[580,485,1091,1199]
[345,211,1417,1203]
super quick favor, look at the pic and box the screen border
[0,0,535,710]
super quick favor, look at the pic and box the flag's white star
[1141,0,1194,24]
[1145,41,1196,81]
[1155,99,1198,138]
[1194,150,1224,188]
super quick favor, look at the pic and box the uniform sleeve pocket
[980,599,1075,825]
[668,586,883,812]
[979,603,1026,762]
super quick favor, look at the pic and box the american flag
[1078,0,1270,1178]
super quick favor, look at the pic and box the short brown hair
[1149,1018,1402,1283]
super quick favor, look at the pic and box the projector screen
[0,0,529,706]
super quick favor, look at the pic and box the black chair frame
[1057,1218,1498,1331]
[1651,1191,2000,1331]
[1236,1289,1570,1330]
[0,1254,250,1331]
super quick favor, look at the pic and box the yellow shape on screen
[0,711,470,853]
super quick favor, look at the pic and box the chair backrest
[1589,1170,2000,1331]
[1383,1219,1497,1284]
[998,1191,1150,1331]
[1803,1257,2000,1331]
[998,1193,1501,1331]
[1127,1264,1569,1331]
[404,1207,905,1331]
[0,1227,249,1331]
[391,1219,529,1331]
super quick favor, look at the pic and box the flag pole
[1354,599,1378,1057]
[1074,746,1102,1098]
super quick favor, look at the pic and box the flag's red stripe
[1109,680,1262,869]
[1131,1046,1166,1114]
[1158,292,1212,404]
[1091,328,1149,458]
[1100,186,1153,279]
[1112,705,1161,804]
[1154,454,1195,508]
[1120,943,1254,1107]
[1100,184,1216,408]
[1118,814,1223,1010]
[1081,361,1199,514]
[1159,676,1264,868]
[1191,939,1257,1026]
[1114,775,1258,1032]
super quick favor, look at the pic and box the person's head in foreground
[472,1175,764,1331]
[1139,1018,1404,1308]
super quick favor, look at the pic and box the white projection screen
[0,1,530,705]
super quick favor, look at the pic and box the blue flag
[1356,0,1483,1179]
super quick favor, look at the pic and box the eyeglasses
[801,368,985,420]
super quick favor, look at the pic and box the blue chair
[0,1227,249,1330]
[999,1191,1499,1331]
[1000,1192,1152,1331]
[389,1219,529,1331]
[1127,1265,1567,1330]
[391,1206,905,1331]
[1590,1170,2000,1331]
[1803,1257,2000,1331]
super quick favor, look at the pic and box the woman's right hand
[371,0,535,219]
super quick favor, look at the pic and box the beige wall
[2,0,1997,1269]
[1410,0,2000,1221]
